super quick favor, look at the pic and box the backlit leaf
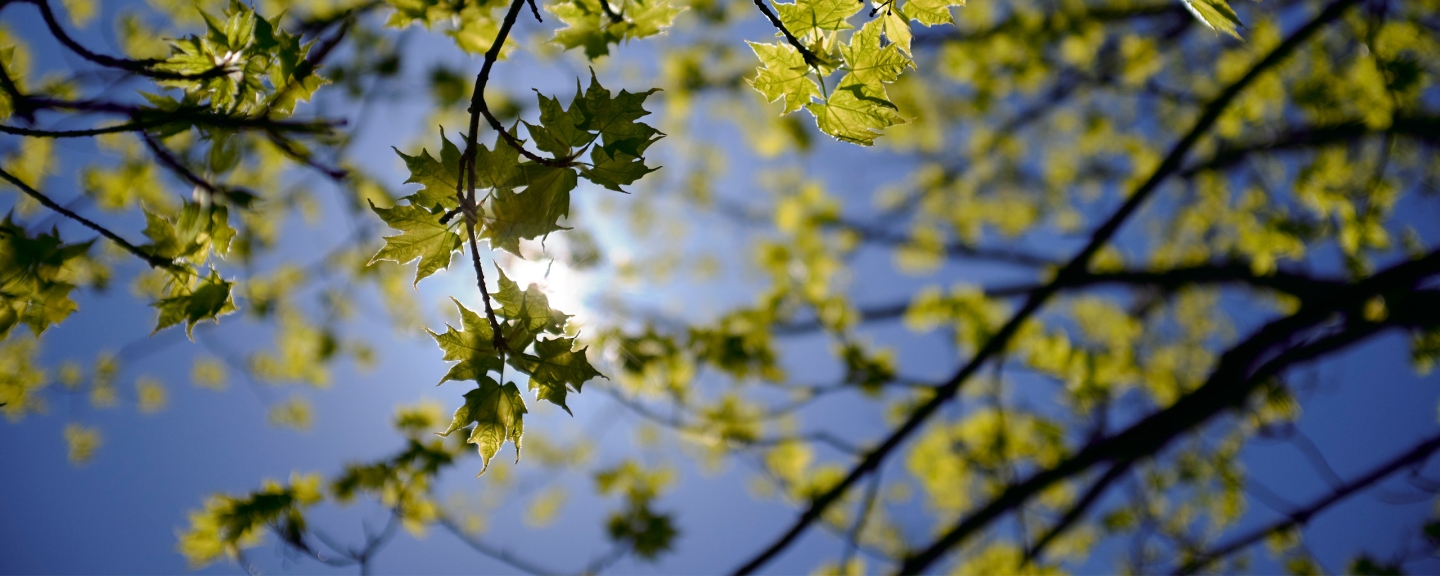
[152,269,237,338]
[776,0,863,39]
[367,200,462,286]
[438,376,527,474]
[749,41,822,115]
[429,297,505,384]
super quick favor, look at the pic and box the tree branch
[732,2,1364,569]
[1174,432,1440,575]
[751,0,821,68]
[1179,114,1440,178]
[7,0,232,81]
[463,0,570,169]
[436,513,560,576]
[140,132,257,205]
[773,262,1350,335]
[0,165,179,270]
[0,119,167,138]
[1024,458,1134,566]
[899,248,1440,573]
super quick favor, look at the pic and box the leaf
[481,164,576,255]
[902,0,964,26]
[748,41,822,115]
[494,269,571,349]
[584,145,657,192]
[438,376,527,475]
[512,336,603,415]
[394,131,463,210]
[475,132,525,192]
[526,91,593,157]
[839,19,912,92]
[576,74,663,152]
[776,0,863,39]
[152,269,237,338]
[429,297,505,385]
[549,0,684,59]
[808,80,906,145]
[367,200,462,286]
[879,4,913,55]
[1180,0,1244,39]
[141,202,234,263]
[0,216,93,338]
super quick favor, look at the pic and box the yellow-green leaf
[439,376,527,474]
[749,41,822,115]
[367,200,462,286]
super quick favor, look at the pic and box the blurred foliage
[1,0,1439,572]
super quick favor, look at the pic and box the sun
[491,236,594,329]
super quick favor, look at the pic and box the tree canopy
[2,0,1440,573]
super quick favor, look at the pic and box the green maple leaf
[384,0,446,25]
[749,41,822,115]
[550,0,618,60]
[776,0,862,39]
[584,145,656,192]
[902,0,964,26]
[438,376,527,475]
[549,0,684,59]
[1180,0,1244,39]
[879,5,912,55]
[141,202,235,263]
[622,0,686,39]
[152,3,287,115]
[429,297,505,384]
[394,131,463,210]
[257,14,327,118]
[0,217,92,338]
[475,131,524,192]
[526,91,594,158]
[494,270,571,349]
[576,74,663,151]
[512,336,602,415]
[152,269,237,338]
[807,80,905,145]
[367,200,462,286]
[840,19,912,91]
[481,164,576,255]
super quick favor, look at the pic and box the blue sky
[3,0,1440,574]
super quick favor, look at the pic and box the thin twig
[8,0,232,81]
[0,119,167,138]
[752,0,821,67]
[0,166,179,270]
[437,513,560,575]
[840,471,883,569]
[140,132,234,201]
[1024,459,1133,566]
[1174,432,1440,575]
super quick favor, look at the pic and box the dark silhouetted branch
[732,2,1368,569]
[7,0,231,81]
[0,165,179,270]
[900,248,1440,573]
[752,0,821,67]
[1180,114,1440,177]
[1174,432,1440,574]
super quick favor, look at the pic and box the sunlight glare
[494,236,593,330]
